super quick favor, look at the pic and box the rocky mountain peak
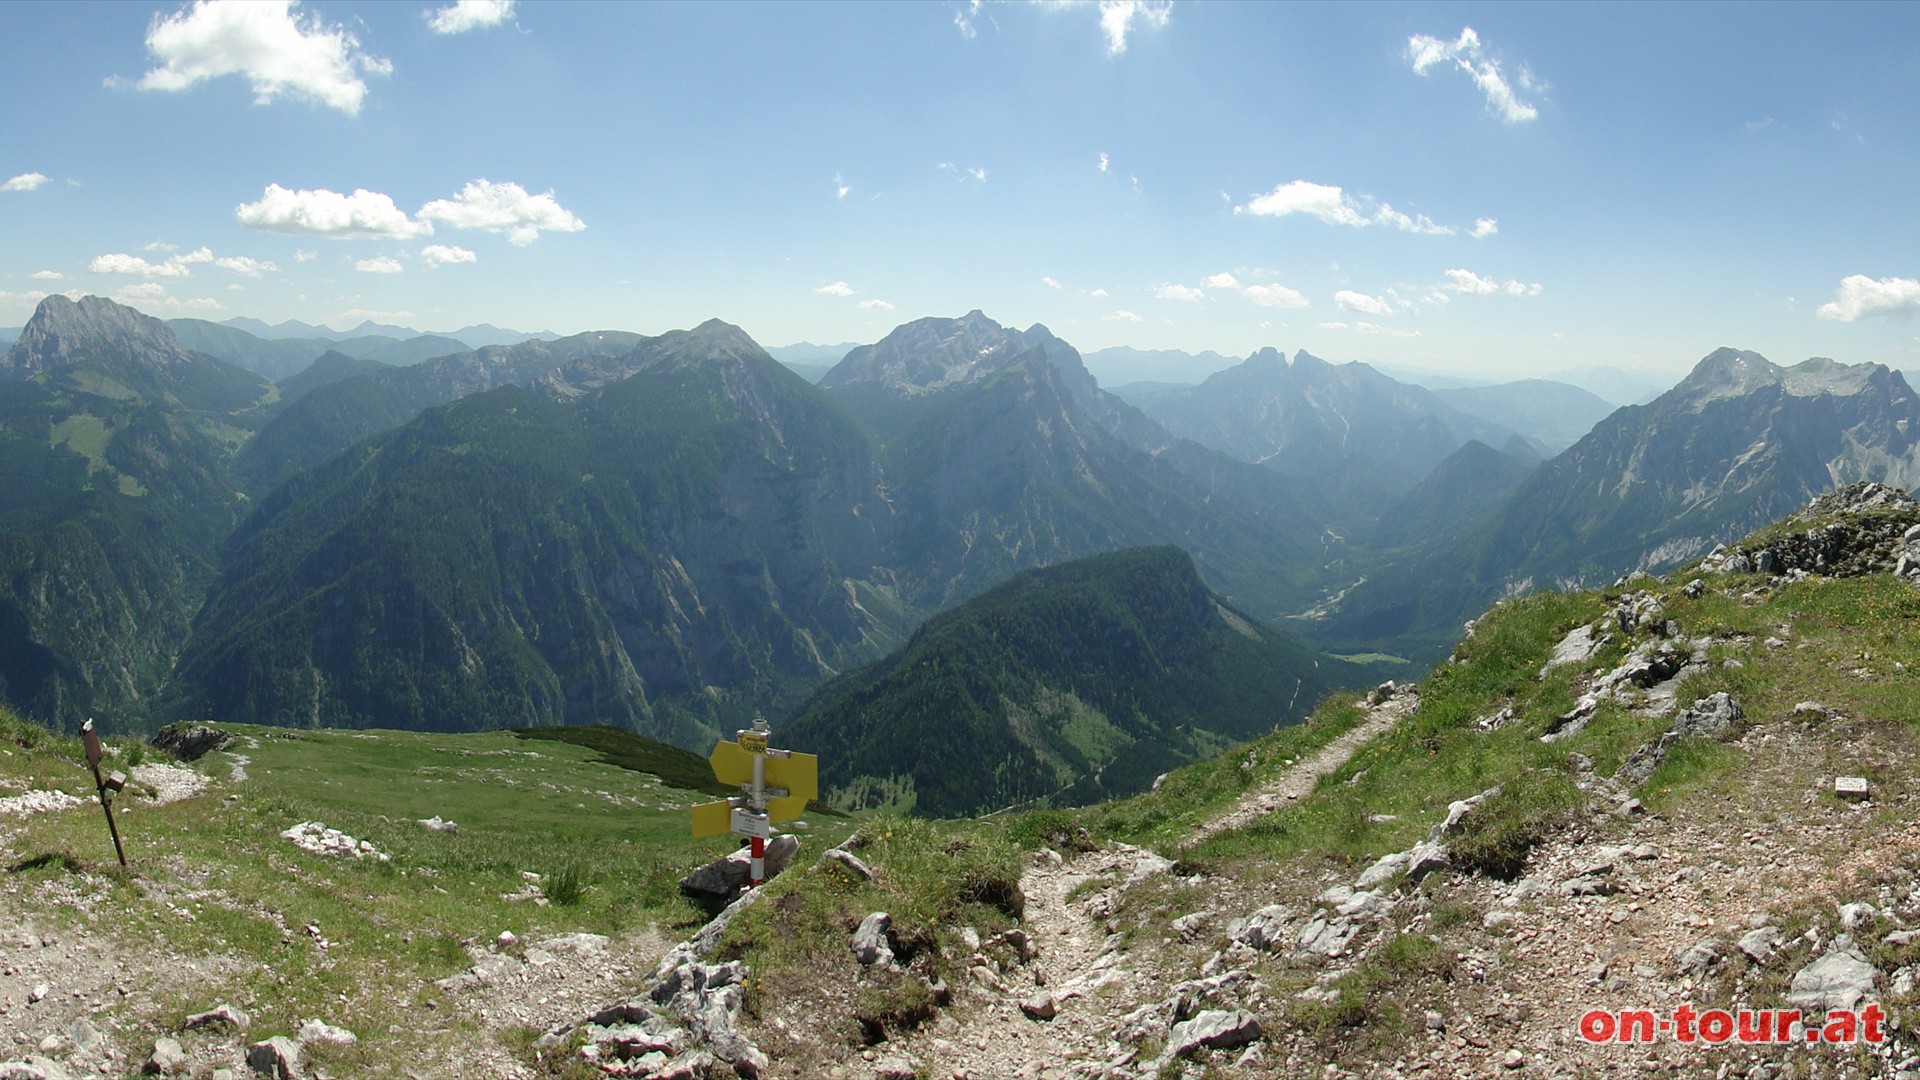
[1671,348,1899,410]
[1,294,193,381]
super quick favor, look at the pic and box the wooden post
[80,720,128,870]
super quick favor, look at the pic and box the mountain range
[7,294,1920,779]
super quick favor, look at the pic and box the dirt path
[1191,686,1418,845]
[882,687,1419,1079]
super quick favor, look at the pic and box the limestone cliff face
[1,295,193,380]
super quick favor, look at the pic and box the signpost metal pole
[693,718,818,889]
[79,720,128,869]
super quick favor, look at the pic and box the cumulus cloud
[1472,217,1498,239]
[835,173,850,200]
[1097,152,1109,173]
[1089,288,1109,299]
[417,179,584,245]
[954,0,982,40]
[1105,310,1143,323]
[355,256,403,274]
[30,270,63,281]
[214,255,278,276]
[1355,321,1421,338]
[427,0,516,34]
[1442,267,1542,298]
[1317,322,1348,331]
[1153,283,1204,303]
[235,184,430,239]
[1407,27,1538,124]
[130,0,391,115]
[1235,180,1457,235]
[1334,290,1394,317]
[89,248,213,277]
[1098,0,1171,55]
[1042,276,1062,289]
[1442,268,1500,295]
[294,249,317,262]
[1203,272,1240,289]
[1817,275,1920,322]
[2,172,49,193]
[857,299,895,311]
[814,282,856,297]
[115,282,169,301]
[1242,283,1310,309]
[421,244,477,268]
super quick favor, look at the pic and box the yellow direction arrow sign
[691,799,734,838]
[708,740,755,787]
[765,752,818,823]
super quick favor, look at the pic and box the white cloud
[1097,0,1171,55]
[417,179,584,245]
[814,281,856,297]
[131,0,391,115]
[30,270,63,281]
[355,256,404,274]
[936,162,988,185]
[1235,179,1459,235]
[294,249,317,262]
[1817,275,1920,322]
[954,0,982,40]
[214,255,278,276]
[1089,288,1109,299]
[421,244,477,268]
[1334,290,1394,317]
[1097,152,1109,173]
[1442,267,1542,298]
[89,250,209,277]
[1241,283,1310,310]
[235,184,430,239]
[1153,283,1204,303]
[2,172,49,193]
[427,0,516,34]
[1104,309,1143,323]
[1042,276,1062,289]
[857,299,895,311]
[115,282,169,301]
[1203,272,1240,289]
[1442,268,1500,295]
[1407,27,1538,124]
[1317,322,1349,330]
[1472,217,1498,239]
[835,173,850,200]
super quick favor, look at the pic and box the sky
[2,0,1919,383]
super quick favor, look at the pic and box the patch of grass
[1447,769,1585,880]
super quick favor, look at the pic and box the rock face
[1786,936,1879,1012]
[1,294,192,380]
[1615,692,1743,786]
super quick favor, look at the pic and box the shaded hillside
[1316,348,1920,661]
[1433,378,1616,453]
[783,546,1361,818]
[1116,348,1523,525]
[175,321,902,749]
[0,297,267,728]
[820,312,1332,619]
[234,330,645,494]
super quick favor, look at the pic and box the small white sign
[731,807,772,838]
[1835,776,1870,800]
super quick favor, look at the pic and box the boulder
[245,1036,301,1080]
[1166,1010,1262,1058]
[679,834,800,903]
[1786,937,1878,1013]
[184,1003,251,1033]
[151,722,232,762]
[851,912,898,968]
[143,1039,187,1076]
[1019,993,1057,1021]
[296,1019,356,1047]
[1738,926,1783,965]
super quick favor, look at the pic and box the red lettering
[1737,1009,1772,1043]
[1698,1010,1734,1044]
[1672,1004,1697,1042]
[1579,1010,1616,1043]
[1824,1010,1858,1044]
[1863,1003,1887,1043]
[1620,1010,1656,1043]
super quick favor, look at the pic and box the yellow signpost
[692,719,818,884]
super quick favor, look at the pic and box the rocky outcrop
[150,722,231,763]
[1698,482,1920,584]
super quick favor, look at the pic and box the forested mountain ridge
[784,545,1363,818]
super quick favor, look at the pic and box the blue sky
[2,1,1919,382]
